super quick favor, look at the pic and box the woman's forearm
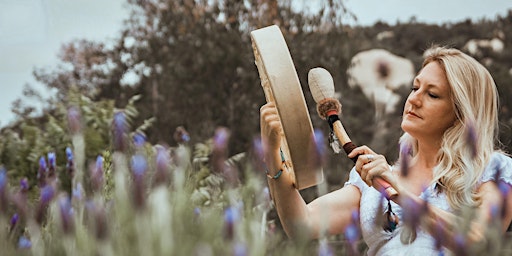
[265,149,316,239]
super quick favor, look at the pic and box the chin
[401,122,417,136]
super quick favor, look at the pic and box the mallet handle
[329,116,398,200]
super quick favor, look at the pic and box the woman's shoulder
[480,151,512,184]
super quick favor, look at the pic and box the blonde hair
[399,46,499,210]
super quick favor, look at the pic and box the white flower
[347,49,414,119]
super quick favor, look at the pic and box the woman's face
[401,61,457,142]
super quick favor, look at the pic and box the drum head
[251,25,323,190]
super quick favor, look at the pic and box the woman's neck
[410,139,441,173]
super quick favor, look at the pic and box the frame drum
[251,25,323,190]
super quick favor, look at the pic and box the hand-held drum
[251,25,323,190]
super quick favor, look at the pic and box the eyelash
[411,86,439,99]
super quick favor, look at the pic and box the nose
[407,90,422,107]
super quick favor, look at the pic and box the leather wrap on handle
[328,116,398,200]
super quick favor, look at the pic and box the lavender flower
[9,213,19,232]
[453,233,468,256]
[233,242,247,256]
[47,152,57,180]
[72,182,84,202]
[90,155,104,193]
[318,239,334,256]
[498,180,511,218]
[153,145,170,187]
[11,178,29,218]
[212,127,238,184]
[212,127,230,174]
[59,195,75,234]
[173,126,190,144]
[223,206,240,240]
[66,147,75,178]
[433,220,446,255]
[40,185,55,204]
[309,129,326,170]
[251,137,265,172]
[36,184,56,225]
[20,177,29,192]
[112,110,128,152]
[67,106,82,134]
[37,156,47,187]
[85,201,108,240]
[131,154,147,209]
[465,120,478,158]
[399,142,411,177]
[18,236,32,249]
[133,132,146,148]
[0,168,8,214]
[345,210,361,255]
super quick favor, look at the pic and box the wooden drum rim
[251,25,323,189]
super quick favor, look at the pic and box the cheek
[433,107,457,130]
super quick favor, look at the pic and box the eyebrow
[413,77,441,89]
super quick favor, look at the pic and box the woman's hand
[260,102,284,172]
[348,145,397,190]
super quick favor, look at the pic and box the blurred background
[1,0,512,197]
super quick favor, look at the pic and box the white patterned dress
[344,152,512,256]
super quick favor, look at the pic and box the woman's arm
[260,103,361,239]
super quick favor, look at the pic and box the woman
[260,46,512,255]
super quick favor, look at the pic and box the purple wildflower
[112,110,128,152]
[251,137,265,172]
[72,182,84,201]
[85,201,108,240]
[37,156,47,187]
[0,168,8,214]
[345,210,361,255]
[59,195,75,234]
[40,185,55,204]
[90,155,104,193]
[131,154,147,177]
[66,147,75,178]
[453,233,467,255]
[399,142,411,177]
[18,236,32,249]
[465,120,478,158]
[173,126,190,144]
[36,184,56,225]
[131,154,147,209]
[47,152,56,180]
[11,179,28,219]
[67,106,82,134]
[153,145,170,187]
[212,127,238,184]
[401,197,420,229]
[309,129,326,170]
[498,180,511,218]
[318,240,334,256]
[432,220,446,254]
[223,206,240,240]
[9,213,19,232]
[20,177,29,192]
[233,242,247,256]
[133,132,146,148]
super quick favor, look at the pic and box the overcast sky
[1,0,511,127]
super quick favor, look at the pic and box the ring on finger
[367,154,374,162]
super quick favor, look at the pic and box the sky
[1,0,511,127]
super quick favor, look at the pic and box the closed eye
[428,93,439,99]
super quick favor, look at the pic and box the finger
[347,145,376,158]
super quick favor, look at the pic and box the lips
[406,110,421,118]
